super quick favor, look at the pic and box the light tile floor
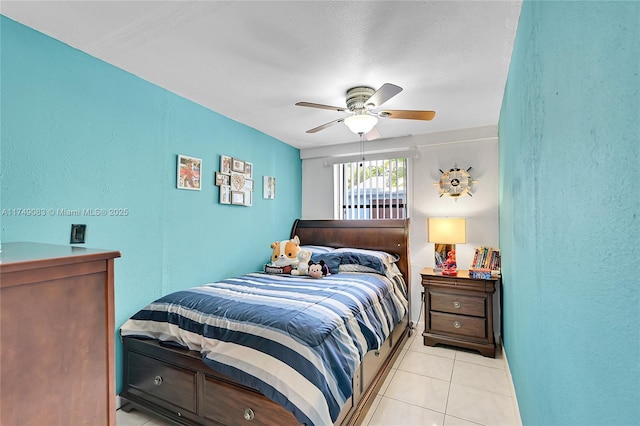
[117,324,520,426]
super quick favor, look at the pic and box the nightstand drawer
[430,312,486,339]
[430,291,485,317]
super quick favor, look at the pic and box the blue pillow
[334,248,400,276]
[309,252,342,275]
[334,247,399,264]
[338,252,388,276]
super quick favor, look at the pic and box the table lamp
[427,218,466,276]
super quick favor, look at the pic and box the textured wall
[499,1,639,424]
[1,16,302,392]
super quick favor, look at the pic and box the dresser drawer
[126,351,197,413]
[430,291,485,317]
[202,374,299,425]
[430,312,486,339]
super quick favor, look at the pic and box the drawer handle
[244,408,255,421]
[154,375,163,386]
[453,321,462,329]
[453,301,461,309]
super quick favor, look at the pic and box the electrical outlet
[70,224,86,244]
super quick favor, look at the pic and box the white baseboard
[115,395,122,410]
[501,342,523,425]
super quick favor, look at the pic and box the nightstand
[420,268,501,357]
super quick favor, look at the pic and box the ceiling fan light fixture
[344,114,378,135]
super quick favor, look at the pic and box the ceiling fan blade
[306,118,345,133]
[379,110,436,121]
[365,126,381,141]
[295,102,347,112]
[365,83,403,109]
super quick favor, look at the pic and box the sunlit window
[335,158,408,219]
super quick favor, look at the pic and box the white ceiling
[1,1,522,150]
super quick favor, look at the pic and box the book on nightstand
[469,246,500,278]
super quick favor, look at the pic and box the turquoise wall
[0,16,302,392]
[499,1,639,425]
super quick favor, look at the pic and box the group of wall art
[177,154,275,206]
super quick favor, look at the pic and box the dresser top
[0,242,120,272]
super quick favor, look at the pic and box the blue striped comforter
[120,272,408,425]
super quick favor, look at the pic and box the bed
[119,219,411,425]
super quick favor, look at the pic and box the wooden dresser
[420,268,501,357]
[0,242,120,426]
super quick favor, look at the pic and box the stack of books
[469,247,501,279]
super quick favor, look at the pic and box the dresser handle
[154,375,163,386]
[244,408,255,421]
[453,321,461,329]
[453,301,461,309]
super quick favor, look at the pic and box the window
[335,158,408,219]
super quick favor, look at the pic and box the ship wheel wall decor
[436,166,477,198]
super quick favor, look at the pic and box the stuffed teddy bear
[269,235,301,268]
[291,250,311,275]
[307,260,331,278]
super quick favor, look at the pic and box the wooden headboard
[290,219,411,288]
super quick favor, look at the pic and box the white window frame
[334,157,411,220]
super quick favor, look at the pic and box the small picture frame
[177,155,202,191]
[244,162,253,179]
[215,171,230,186]
[244,191,253,206]
[244,179,254,191]
[231,191,245,205]
[232,158,245,173]
[220,155,232,175]
[219,185,231,204]
[263,176,276,199]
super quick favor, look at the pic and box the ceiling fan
[295,83,436,139]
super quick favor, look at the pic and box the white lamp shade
[428,218,466,244]
[344,114,378,134]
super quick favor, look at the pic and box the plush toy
[269,235,301,268]
[291,250,311,276]
[308,261,324,278]
[307,260,331,278]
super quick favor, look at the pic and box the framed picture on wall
[263,176,276,199]
[230,171,246,192]
[244,162,253,179]
[244,191,253,206]
[220,185,231,204]
[231,191,245,205]
[177,154,202,191]
[220,155,232,175]
[232,158,245,173]
[215,172,230,186]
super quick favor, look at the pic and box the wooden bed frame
[120,219,411,425]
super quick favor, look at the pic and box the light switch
[70,224,86,244]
